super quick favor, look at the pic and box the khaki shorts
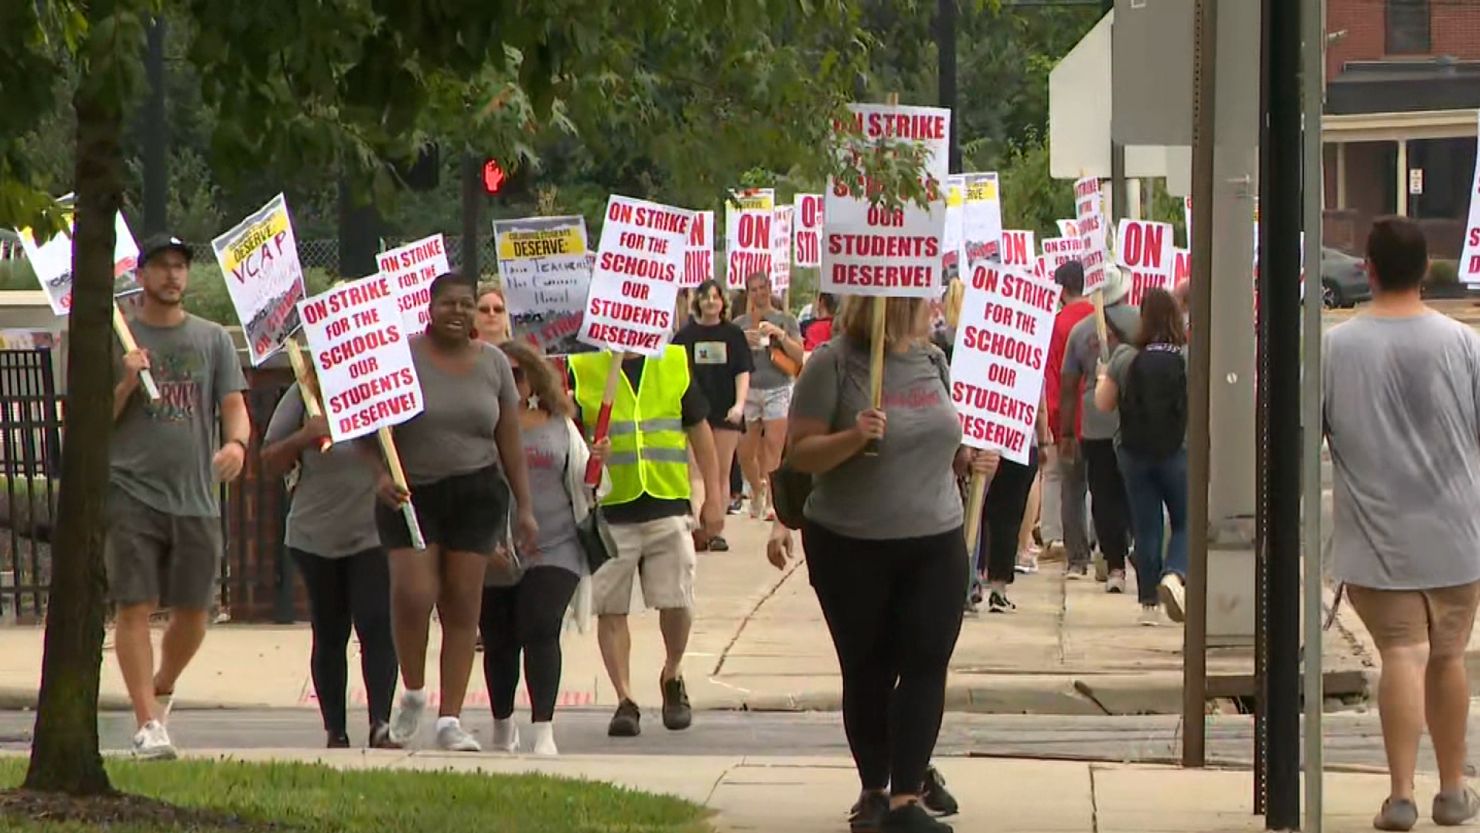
[1346,581,1480,659]
[744,386,792,423]
[105,486,222,610]
[591,516,696,615]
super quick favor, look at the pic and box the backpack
[1117,343,1187,460]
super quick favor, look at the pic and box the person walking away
[1059,266,1138,592]
[108,234,250,760]
[476,283,512,344]
[1044,263,1093,571]
[1094,288,1188,627]
[263,382,399,749]
[788,294,998,833]
[372,272,539,751]
[803,292,837,355]
[734,271,803,519]
[568,346,725,737]
[673,280,752,552]
[1323,218,1480,831]
[480,341,609,756]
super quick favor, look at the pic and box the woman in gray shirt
[787,295,998,833]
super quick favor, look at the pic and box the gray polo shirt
[1061,304,1141,441]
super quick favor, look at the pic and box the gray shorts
[744,385,792,423]
[105,486,222,610]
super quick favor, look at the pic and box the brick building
[1322,0,1480,260]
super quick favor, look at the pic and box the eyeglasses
[479,305,506,314]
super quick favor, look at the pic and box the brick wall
[1328,0,1480,78]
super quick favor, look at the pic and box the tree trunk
[23,32,126,797]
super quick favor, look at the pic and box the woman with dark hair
[373,272,538,750]
[672,279,752,550]
[479,340,608,756]
[789,294,998,833]
[1095,287,1189,627]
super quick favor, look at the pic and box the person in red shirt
[802,292,836,355]
[1044,262,1096,578]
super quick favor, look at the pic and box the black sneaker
[369,722,403,750]
[708,536,730,552]
[882,802,954,833]
[987,591,1015,614]
[728,496,745,515]
[608,699,641,737]
[661,677,692,731]
[921,766,959,817]
[327,731,351,749]
[848,791,889,833]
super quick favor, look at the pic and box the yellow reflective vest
[569,348,691,506]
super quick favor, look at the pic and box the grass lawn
[0,757,711,832]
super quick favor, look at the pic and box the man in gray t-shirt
[107,234,251,761]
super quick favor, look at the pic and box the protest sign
[951,261,1062,465]
[493,216,592,353]
[377,234,449,335]
[1462,114,1480,284]
[943,175,966,279]
[770,205,794,291]
[578,195,694,356]
[1174,248,1191,288]
[1184,196,1194,249]
[794,193,824,268]
[1074,176,1102,221]
[1116,219,1176,305]
[19,205,140,316]
[821,103,951,298]
[1056,219,1080,239]
[684,210,715,287]
[298,274,423,444]
[962,172,1002,267]
[726,188,775,288]
[1041,236,1083,274]
[212,194,307,365]
[1001,230,1036,269]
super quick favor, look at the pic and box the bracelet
[226,438,249,452]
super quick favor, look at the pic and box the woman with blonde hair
[788,293,997,833]
[476,283,512,344]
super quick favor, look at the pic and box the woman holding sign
[788,295,998,833]
[375,273,539,751]
[735,271,802,520]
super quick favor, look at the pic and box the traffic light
[481,158,507,195]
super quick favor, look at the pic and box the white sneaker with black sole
[987,591,1016,614]
[132,720,177,761]
[1158,574,1187,623]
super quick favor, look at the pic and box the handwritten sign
[822,103,950,298]
[683,210,715,287]
[951,261,1061,465]
[963,172,1003,267]
[578,195,694,356]
[771,205,794,291]
[494,215,592,354]
[377,234,449,334]
[1116,219,1176,305]
[212,193,307,365]
[726,188,775,289]
[298,274,424,444]
[794,193,824,268]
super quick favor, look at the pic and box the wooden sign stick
[377,427,425,551]
[285,340,332,453]
[112,303,160,401]
[864,91,903,457]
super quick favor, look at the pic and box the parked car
[1321,247,1371,309]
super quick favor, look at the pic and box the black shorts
[375,464,509,554]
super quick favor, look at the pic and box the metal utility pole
[337,180,381,279]
[141,16,168,236]
[461,153,482,283]
[1257,0,1303,825]
[938,0,960,173]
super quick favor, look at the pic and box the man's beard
[145,287,183,307]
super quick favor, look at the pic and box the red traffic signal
[481,158,506,194]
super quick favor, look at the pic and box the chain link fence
[295,234,500,279]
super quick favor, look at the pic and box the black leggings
[802,520,967,796]
[479,567,581,722]
[977,446,1040,584]
[1083,439,1131,571]
[291,547,398,735]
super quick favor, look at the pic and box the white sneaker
[1158,574,1187,623]
[1014,552,1039,575]
[154,690,175,724]
[530,722,558,757]
[132,720,177,761]
[1106,571,1126,594]
[492,718,520,753]
[435,717,482,752]
[1138,605,1161,627]
[389,689,426,745]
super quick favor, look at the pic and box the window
[1387,0,1431,55]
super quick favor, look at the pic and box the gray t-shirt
[111,314,247,517]
[1062,304,1141,441]
[391,336,518,486]
[517,416,584,578]
[734,310,801,390]
[792,340,964,540]
[1323,312,1480,590]
[264,386,379,558]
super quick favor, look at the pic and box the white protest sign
[493,215,591,354]
[951,261,1062,465]
[1174,248,1191,289]
[725,189,775,289]
[18,204,140,316]
[1116,219,1176,305]
[794,193,824,267]
[1077,207,1111,294]
[1462,113,1480,285]
[212,193,307,365]
[1001,230,1036,268]
[578,195,694,356]
[377,234,449,334]
[822,103,950,298]
[683,210,715,287]
[943,175,966,278]
[1056,219,1079,239]
[771,205,794,291]
[298,274,424,444]
[1074,176,1102,221]
[1041,236,1083,274]
[963,172,1003,267]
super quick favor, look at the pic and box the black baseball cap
[139,234,194,266]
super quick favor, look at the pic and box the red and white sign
[950,261,1062,465]
[377,233,450,334]
[771,205,794,291]
[1174,248,1191,289]
[1462,113,1480,285]
[683,210,714,287]
[1183,196,1194,249]
[1041,236,1083,274]
[1078,209,1110,294]
[1001,230,1036,268]
[725,188,775,289]
[1117,219,1176,305]
[794,193,824,268]
[943,175,966,276]
[963,172,1002,266]
[18,207,140,316]
[578,195,694,356]
[822,102,950,298]
[1056,219,1079,239]
[1074,176,1102,221]
[298,274,424,444]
